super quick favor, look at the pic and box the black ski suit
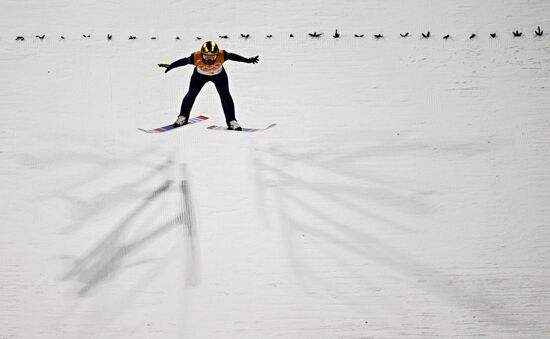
[166,51,253,127]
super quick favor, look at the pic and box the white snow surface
[2,0,550,338]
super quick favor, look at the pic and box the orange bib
[194,50,225,76]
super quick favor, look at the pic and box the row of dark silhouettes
[13,27,544,41]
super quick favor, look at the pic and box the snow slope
[1,0,550,338]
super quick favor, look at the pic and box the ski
[138,115,209,133]
[206,123,277,133]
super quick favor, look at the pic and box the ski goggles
[202,54,218,62]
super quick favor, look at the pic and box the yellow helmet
[201,41,219,56]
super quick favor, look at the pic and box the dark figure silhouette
[513,30,523,37]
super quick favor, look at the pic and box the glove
[248,56,259,64]
[158,63,172,73]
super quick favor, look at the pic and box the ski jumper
[168,50,251,127]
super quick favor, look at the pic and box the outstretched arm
[225,51,259,64]
[158,53,195,73]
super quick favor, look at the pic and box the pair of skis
[138,115,276,134]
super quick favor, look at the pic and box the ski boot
[173,115,187,128]
[228,120,242,131]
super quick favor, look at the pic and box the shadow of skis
[179,174,200,287]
